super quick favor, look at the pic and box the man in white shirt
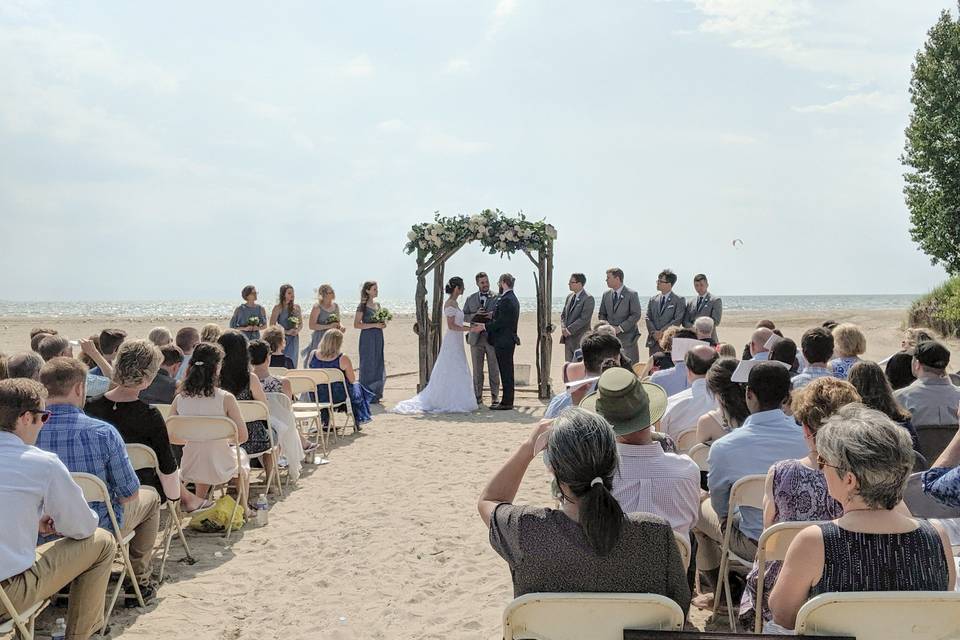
[659,345,720,441]
[0,379,116,640]
[581,368,700,535]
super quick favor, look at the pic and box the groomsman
[462,272,500,406]
[597,267,643,362]
[683,273,722,342]
[560,273,595,362]
[645,268,686,356]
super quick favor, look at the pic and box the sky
[0,0,956,303]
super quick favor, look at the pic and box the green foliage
[909,276,960,337]
[902,5,960,273]
[404,209,556,258]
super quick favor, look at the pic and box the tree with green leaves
[902,4,960,273]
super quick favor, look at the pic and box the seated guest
[895,340,960,425]
[147,326,173,347]
[650,325,682,371]
[306,329,374,427]
[77,335,101,370]
[649,329,699,396]
[769,338,799,375]
[739,378,859,629]
[747,327,774,361]
[742,320,775,360]
[478,408,691,612]
[848,361,918,448]
[171,343,252,507]
[924,426,960,508]
[249,339,292,396]
[591,322,635,372]
[37,335,113,398]
[886,351,917,390]
[694,316,717,346]
[0,379,117,640]
[660,345,719,440]
[89,329,126,376]
[697,358,750,444]
[693,362,808,609]
[36,358,160,599]
[217,331,274,467]
[139,344,183,405]
[30,327,58,348]
[828,323,866,380]
[200,323,222,344]
[7,351,44,380]
[902,327,936,351]
[769,405,955,630]
[545,333,620,419]
[86,340,209,513]
[581,368,699,534]
[174,326,200,381]
[716,343,737,358]
[263,325,295,369]
[792,327,835,390]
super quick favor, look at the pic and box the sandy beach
[0,307,945,638]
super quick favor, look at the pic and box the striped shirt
[611,442,701,534]
[791,365,834,390]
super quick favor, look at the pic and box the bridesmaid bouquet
[287,316,301,329]
[373,308,393,324]
[246,316,262,327]
[326,313,340,325]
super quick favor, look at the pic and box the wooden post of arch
[524,238,555,400]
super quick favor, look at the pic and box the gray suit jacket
[560,291,595,344]
[683,293,723,329]
[462,290,498,346]
[598,286,643,347]
[645,292,686,348]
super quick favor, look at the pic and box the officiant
[462,272,500,406]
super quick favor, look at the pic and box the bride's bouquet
[373,308,393,324]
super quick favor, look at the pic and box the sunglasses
[816,454,839,472]
[22,409,52,424]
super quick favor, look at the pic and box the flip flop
[183,499,215,514]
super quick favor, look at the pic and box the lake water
[0,294,918,319]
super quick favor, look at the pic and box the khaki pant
[0,529,116,640]
[120,487,161,582]
[693,498,758,589]
[470,335,500,403]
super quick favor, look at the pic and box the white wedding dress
[392,305,478,414]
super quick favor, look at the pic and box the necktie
[613,291,620,307]
[697,296,704,312]
[659,295,667,315]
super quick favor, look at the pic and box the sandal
[183,499,215,514]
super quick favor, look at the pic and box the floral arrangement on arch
[404,209,556,257]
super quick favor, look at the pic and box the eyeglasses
[816,454,838,472]
[21,409,51,424]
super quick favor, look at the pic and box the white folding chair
[318,368,357,436]
[287,374,330,457]
[268,366,290,378]
[237,400,284,499]
[125,443,193,583]
[795,591,960,638]
[503,593,684,639]
[165,415,245,540]
[687,443,710,472]
[714,474,767,631]
[71,472,145,634]
[0,583,48,640]
[675,428,698,453]
[152,403,171,420]
[752,521,825,633]
[674,531,691,571]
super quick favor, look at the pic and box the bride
[392,276,478,414]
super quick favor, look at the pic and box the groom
[472,273,520,410]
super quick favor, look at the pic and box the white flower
[407,230,417,241]
[507,230,517,241]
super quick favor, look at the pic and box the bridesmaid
[302,284,344,361]
[354,280,386,403]
[269,283,302,366]
[229,285,267,340]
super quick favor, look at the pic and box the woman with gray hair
[769,404,955,630]
[86,339,211,513]
[477,408,690,612]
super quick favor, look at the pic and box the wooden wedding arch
[405,210,556,399]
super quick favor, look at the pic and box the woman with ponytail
[478,408,690,613]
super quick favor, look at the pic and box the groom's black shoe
[491,404,513,411]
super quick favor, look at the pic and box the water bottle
[51,618,67,640]
[255,494,269,526]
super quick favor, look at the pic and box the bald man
[749,327,774,361]
[658,345,720,440]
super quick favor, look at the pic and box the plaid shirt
[36,404,140,531]
[791,365,834,390]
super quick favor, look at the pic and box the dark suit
[597,286,644,362]
[560,290,595,362]
[483,289,520,407]
[682,293,722,342]
[645,291,686,355]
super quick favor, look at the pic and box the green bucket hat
[579,367,668,436]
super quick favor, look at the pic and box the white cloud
[341,54,374,77]
[493,0,517,19]
[376,119,413,134]
[444,57,470,74]
[793,91,900,114]
[417,132,491,155]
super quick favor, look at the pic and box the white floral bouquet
[373,308,393,324]
[287,316,301,329]
[326,313,340,325]
[247,316,262,327]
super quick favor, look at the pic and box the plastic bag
[188,494,245,532]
